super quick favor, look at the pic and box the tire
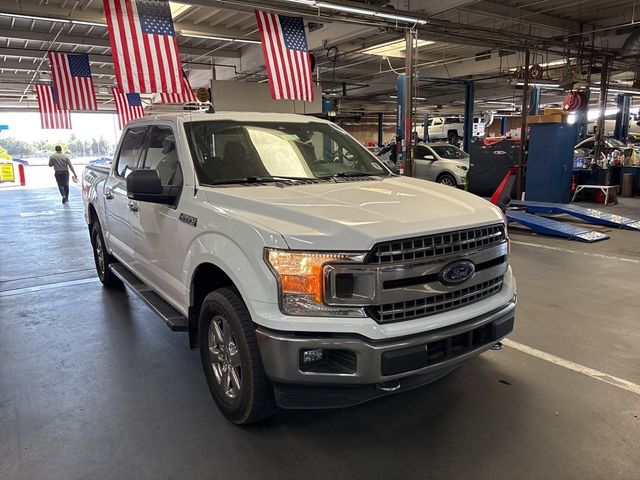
[199,288,278,424]
[437,173,457,187]
[447,131,460,144]
[90,221,122,288]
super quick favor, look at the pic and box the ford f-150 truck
[83,112,516,424]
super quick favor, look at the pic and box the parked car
[83,112,516,424]
[574,136,632,165]
[89,156,113,166]
[416,117,486,144]
[414,143,469,187]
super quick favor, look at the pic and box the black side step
[110,264,188,332]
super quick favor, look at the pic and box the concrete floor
[1,185,639,480]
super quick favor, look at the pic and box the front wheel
[90,221,122,288]
[199,288,277,424]
[437,173,457,187]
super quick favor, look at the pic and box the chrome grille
[368,224,506,264]
[366,276,504,324]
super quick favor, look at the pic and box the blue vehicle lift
[509,200,640,231]
[506,210,610,242]
[491,168,610,242]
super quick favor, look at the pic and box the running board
[510,200,640,231]
[506,210,609,242]
[110,264,188,332]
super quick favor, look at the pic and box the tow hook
[377,380,401,392]
[491,341,503,351]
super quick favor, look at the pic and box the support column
[594,55,611,162]
[395,74,406,169]
[529,86,541,115]
[423,113,430,142]
[463,81,474,152]
[614,94,631,142]
[518,48,530,200]
[501,116,509,135]
[403,30,415,176]
[377,112,384,147]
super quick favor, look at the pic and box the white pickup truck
[82,112,516,424]
[417,117,486,143]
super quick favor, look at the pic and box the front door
[105,126,147,264]
[129,125,186,309]
[414,145,437,180]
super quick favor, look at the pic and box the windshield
[184,120,390,185]
[430,145,469,160]
[606,138,626,148]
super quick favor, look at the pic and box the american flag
[34,84,72,129]
[47,52,98,111]
[103,0,183,94]
[112,88,145,129]
[255,11,315,103]
[159,70,197,104]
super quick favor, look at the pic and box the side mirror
[424,155,435,160]
[126,169,175,204]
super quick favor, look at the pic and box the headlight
[456,164,468,171]
[265,249,366,317]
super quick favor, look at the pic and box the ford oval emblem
[439,260,475,286]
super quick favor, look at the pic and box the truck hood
[203,176,504,251]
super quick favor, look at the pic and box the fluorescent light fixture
[509,58,573,72]
[0,12,70,23]
[390,95,427,101]
[481,100,515,105]
[515,81,561,88]
[181,33,261,45]
[71,20,106,27]
[362,39,434,58]
[279,1,427,25]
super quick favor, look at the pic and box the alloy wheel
[208,314,242,400]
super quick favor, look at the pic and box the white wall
[212,80,322,114]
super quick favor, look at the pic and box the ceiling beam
[460,1,581,33]
[0,27,242,58]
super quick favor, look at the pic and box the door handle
[128,201,139,212]
[104,189,114,200]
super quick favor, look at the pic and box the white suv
[414,143,469,187]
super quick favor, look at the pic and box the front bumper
[256,296,516,408]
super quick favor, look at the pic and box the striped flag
[34,84,72,129]
[47,52,98,111]
[255,11,314,103]
[159,70,197,104]
[103,0,183,94]
[112,88,145,129]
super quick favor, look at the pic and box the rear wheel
[199,288,277,424]
[437,173,457,187]
[447,131,460,144]
[90,221,122,288]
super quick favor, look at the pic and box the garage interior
[1,1,639,479]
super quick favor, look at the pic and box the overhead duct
[621,29,640,57]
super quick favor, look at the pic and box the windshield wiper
[319,172,383,179]
[207,176,309,186]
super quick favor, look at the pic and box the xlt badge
[179,213,198,227]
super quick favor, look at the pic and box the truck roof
[129,111,330,126]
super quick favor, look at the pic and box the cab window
[115,127,147,178]
[141,126,183,187]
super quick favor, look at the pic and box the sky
[0,112,123,146]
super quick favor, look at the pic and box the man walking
[48,145,77,204]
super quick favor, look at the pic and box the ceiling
[1,0,639,118]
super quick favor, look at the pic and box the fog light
[301,348,325,365]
